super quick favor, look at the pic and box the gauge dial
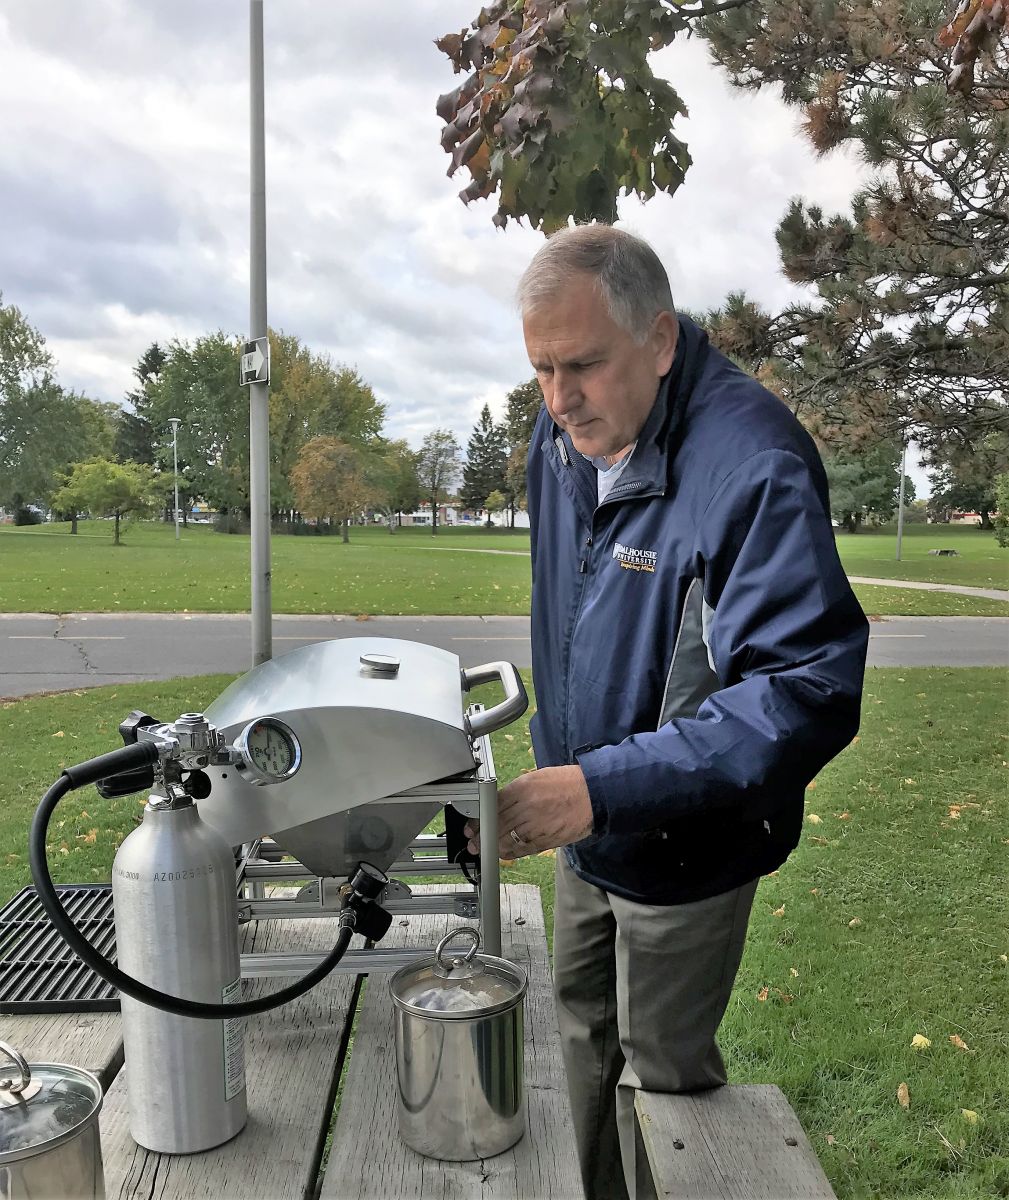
[236,718,301,785]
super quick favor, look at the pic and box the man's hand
[464,765,594,860]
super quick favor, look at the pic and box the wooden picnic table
[1,883,583,1200]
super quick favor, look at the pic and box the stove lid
[197,638,477,849]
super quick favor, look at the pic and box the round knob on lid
[360,652,400,674]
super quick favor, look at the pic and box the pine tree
[461,404,509,522]
[503,378,544,517]
[696,0,1009,455]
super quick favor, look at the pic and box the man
[467,225,868,1200]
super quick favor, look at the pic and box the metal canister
[0,1041,105,1200]
[112,797,247,1153]
[389,928,527,1161]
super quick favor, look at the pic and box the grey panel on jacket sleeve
[658,577,721,725]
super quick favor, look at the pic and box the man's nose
[550,369,581,417]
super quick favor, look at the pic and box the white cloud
[1,2,928,493]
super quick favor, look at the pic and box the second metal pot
[0,1041,105,1200]
[389,928,527,1161]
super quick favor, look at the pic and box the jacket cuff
[576,745,622,838]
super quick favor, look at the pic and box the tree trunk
[980,508,992,529]
[342,518,350,544]
[431,493,438,535]
[71,513,78,535]
[114,510,121,545]
[842,513,856,533]
[854,513,863,533]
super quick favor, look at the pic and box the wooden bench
[0,884,582,1200]
[635,1086,836,1199]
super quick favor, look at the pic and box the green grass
[0,520,1006,617]
[0,522,532,616]
[3,667,1007,1197]
[836,524,1008,591]
[853,585,1009,617]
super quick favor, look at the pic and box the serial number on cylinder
[115,864,216,882]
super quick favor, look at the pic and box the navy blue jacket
[526,316,868,904]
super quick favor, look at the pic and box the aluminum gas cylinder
[111,795,247,1153]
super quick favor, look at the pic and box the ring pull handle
[435,926,480,970]
[0,1041,32,1094]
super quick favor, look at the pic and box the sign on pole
[240,337,270,386]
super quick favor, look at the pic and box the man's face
[522,272,678,461]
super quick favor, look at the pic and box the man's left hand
[464,765,594,860]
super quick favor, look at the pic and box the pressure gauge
[234,718,302,786]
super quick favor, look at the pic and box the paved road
[1,612,1006,699]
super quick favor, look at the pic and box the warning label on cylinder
[222,979,246,1101]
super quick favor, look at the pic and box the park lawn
[0,521,532,616]
[835,524,1008,591]
[853,585,1009,617]
[2,666,1006,1198]
[1,521,1006,617]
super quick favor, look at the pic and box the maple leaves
[936,0,1009,98]
[436,0,715,231]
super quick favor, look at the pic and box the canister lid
[389,928,527,1018]
[0,1041,103,1163]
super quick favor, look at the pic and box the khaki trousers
[553,854,758,1200]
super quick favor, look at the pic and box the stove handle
[461,661,529,738]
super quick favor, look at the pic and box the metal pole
[168,418,180,542]
[895,437,908,562]
[249,0,272,665]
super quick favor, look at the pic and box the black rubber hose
[30,749,355,1020]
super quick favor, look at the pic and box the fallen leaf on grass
[848,917,862,928]
[835,811,851,820]
[1000,955,1007,965]
[897,1083,910,1109]
[809,835,829,845]
[52,730,65,738]
[76,829,98,845]
[810,888,820,896]
[771,904,786,917]
[911,1035,931,1050]
[962,1110,979,1125]
[805,780,817,791]
[756,986,769,1002]
[904,778,916,785]
[790,968,799,977]
[807,813,822,825]
[948,807,962,819]
[949,1034,971,1052]
[825,1134,837,1146]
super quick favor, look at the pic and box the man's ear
[651,311,678,376]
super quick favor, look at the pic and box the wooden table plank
[635,1085,837,1200]
[100,916,359,1200]
[0,1011,122,1092]
[322,883,583,1200]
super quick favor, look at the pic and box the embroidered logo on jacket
[612,541,658,573]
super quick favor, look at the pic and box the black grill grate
[0,884,119,1013]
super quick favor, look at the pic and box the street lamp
[167,418,181,542]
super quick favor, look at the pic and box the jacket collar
[541,315,709,509]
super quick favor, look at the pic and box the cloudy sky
[0,0,930,492]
